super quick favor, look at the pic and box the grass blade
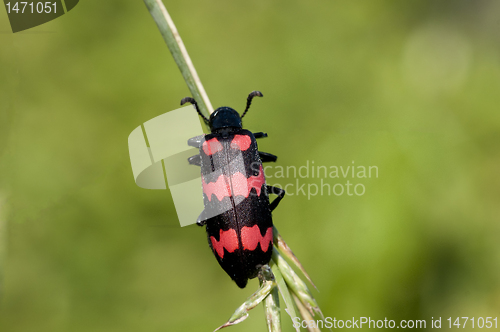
[143,0,213,119]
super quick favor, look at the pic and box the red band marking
[203,165,266,201]
[210,229,239,259]
[202,138,223,156]
[230,135,252,151]
[244,165,266,196]
[202,174,231,201]
[231,165,265,197]
[241,225,273,252]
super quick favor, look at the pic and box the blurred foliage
[0,0,499,331]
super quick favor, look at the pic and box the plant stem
[0,194,6,300]
[143,0,214,119]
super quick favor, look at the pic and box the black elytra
[182,91,286,288]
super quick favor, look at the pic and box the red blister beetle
[182,91,285,288]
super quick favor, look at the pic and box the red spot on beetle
[203,165,266,201]
[232,165,265,198]
[230,135,252,151]
[210,229,239,259]
[247,165,266,195]
[241,225,273,252]
[202,138,223,156]
[202,174,231,201]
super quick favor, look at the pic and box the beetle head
[209,107,242,131]
[180,91,263,133]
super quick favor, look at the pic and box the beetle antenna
[181,97,209,123]
[241,91,263,119]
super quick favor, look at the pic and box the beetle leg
[196,210,207,226]
[188,154,201,166]
[253,132,268,139]
[188,135,204,148]
[267,186,285,211]
[259,151,277,163]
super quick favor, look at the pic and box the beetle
[181,91,285,288]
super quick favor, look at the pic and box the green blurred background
[1,1,499,331]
